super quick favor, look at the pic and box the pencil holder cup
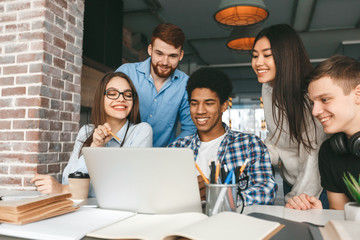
[205,184,238,216]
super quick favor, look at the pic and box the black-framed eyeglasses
[104,89,135,101]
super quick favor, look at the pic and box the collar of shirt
[191,123,230,163]
[106,120,130,147]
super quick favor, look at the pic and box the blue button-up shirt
[168,123,278,206]
[116,58,196,147]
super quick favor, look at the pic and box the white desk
[244,205,344,226]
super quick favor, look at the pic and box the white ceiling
[123,0,360,105]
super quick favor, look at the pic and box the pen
[239,158,250,175]
[108,130,120,141]
[195,162,210,184]
[215,160,220,184]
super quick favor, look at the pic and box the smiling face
[148,38,184,80]
[104,76,133,125]
[309,76,360,137]
[251,37,276,84]
[190,88,227,141]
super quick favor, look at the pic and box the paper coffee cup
[68,172,90,200]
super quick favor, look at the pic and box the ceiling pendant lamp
[214,0,269,27]
[226,25,262,51]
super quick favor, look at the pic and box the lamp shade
[226,25,262,51]
[214,0,269,27]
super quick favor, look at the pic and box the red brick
[6,2,31,12]
[54,36,66,49]
[54,57,65,68]
[44,52,52,64]
[13,142,49,153]
[19,32,44,41]
[38,153,58,164]
[55,16,66,29]
[17,52,43,63]
[0,120,11,129]
[0,55,15,64]
[36,164,47,174]
[65,13,75,25]
[15,98,42,107]
[65,82,81,93]
[0,14,16,23]
[62,50,74,62]
[64,32,75,44]
[31,41,44,51]
[63,122,78,132]
[44,21,63,39]
[1,77,15,86]
[60,111,71,121]
[62,71,74,81]
[51,99,64,110]
[61,91,72,101]
[0,142,11,152]
[17,74,43,84]
[52,78,65,89]
[10,165,37,175]
[0,165,8,174]
[65,102,80,112]
[40,131,59,142]
[30,63,43,73]
[2,87,26,96]
[50,121,63,131]
[13,120,40,129]
[0,177,21,186]
[63,142,75,152]
[73,112,80,122]
[5,43,28,54]
[26,131,40,141]
[41,85,60,99]
[0,109,26,119]
[43,32,53,43]
[39,120,50,130]
[49,142,62,152]
[0,99,12,108]
[60,132,71,141]
[0,132,24,141]
[45,1,64,18]
[43,64,61,77]
[5,23,30,33]
[28,108,59,119]
[3,65,28,75]
[20,10,46,21]
[48,163,61,173]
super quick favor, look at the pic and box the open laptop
[82,147,202,214]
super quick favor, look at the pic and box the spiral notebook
[82,147,202,214]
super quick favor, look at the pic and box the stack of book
[0,193,78,224]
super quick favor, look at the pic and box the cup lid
[68,171,89,178]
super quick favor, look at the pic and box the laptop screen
[83,147,202,214]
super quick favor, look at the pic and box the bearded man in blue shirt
[169,67,277,206]
[116,23,196,147]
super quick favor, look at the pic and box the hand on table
[30,173,66,194]
[285,193,323,210]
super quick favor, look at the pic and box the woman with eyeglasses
[31,72,153,196]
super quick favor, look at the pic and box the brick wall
[0,0,85,189]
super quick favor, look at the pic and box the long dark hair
[82,72,141,149]
[253,24,315,150]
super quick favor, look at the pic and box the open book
[319,220,360,240]
[0,192,78,224]
[87,211,284,240]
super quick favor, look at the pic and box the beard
[151,62,177,79]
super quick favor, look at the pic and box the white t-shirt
[196,133,226,178]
